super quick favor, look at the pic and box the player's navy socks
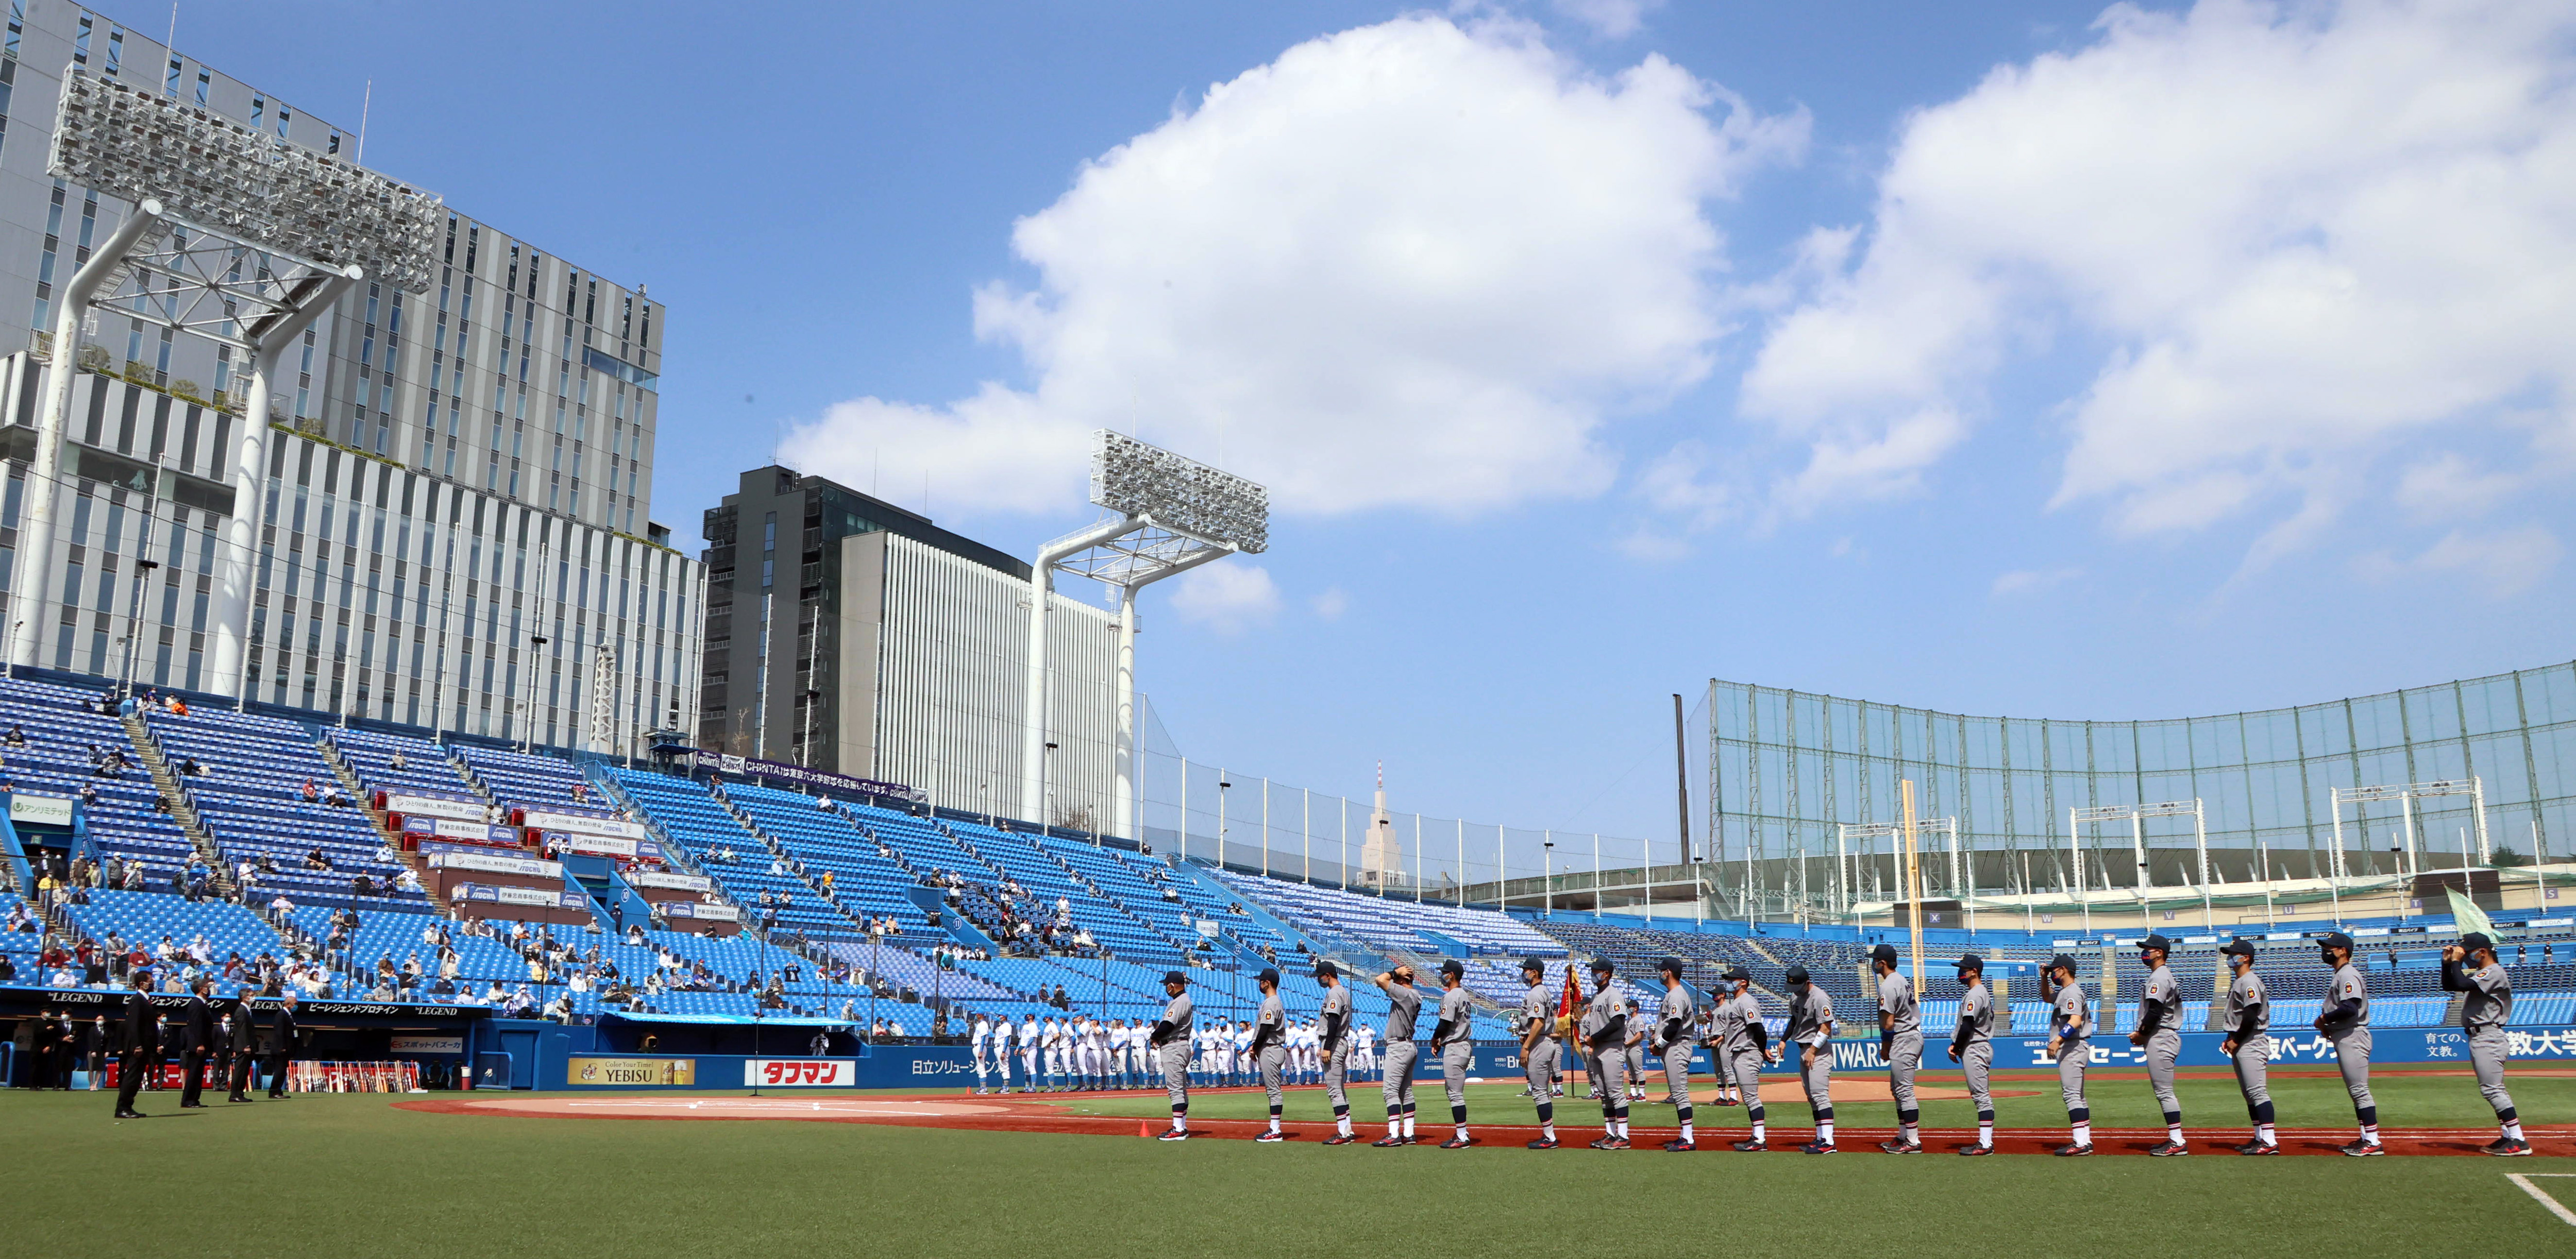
[1536,1100,1553,1122]
[2358,1105,2377,1127]
[1898,1108,1918,1127]
[2253,1100,2274,1126]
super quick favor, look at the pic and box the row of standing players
[1126,930,2533,1155]
[964,1012,1387,1094]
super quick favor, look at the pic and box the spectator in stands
[119,862,143,891]
[304,847,332,872]
[178,756,201,776]
[5,723,25,746]
[299,779,319,803]
[267,893,294,921]
[165,694,187,716]
[79,783,100,807]
[389,751,408,772]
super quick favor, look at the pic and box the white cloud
[1169,563,1284,634]
[1991,565,2085,596]
[2394,452,2522,522]
[2353,525,2560,596]
[780,15,1804,520]
[1741,0,2576,552]
[1311,587,1350,621]
[1548,0,1666,39]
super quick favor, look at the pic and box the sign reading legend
[569,1057,696,1086]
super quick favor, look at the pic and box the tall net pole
[1902,778,1924,988]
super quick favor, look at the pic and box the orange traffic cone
[1140,1120,1153,1138]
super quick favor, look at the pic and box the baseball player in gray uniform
[2311,931,2380,1155]
[1653,958,1697,1151]
[2129,933,2189,1156]
[1370,964,1424,1146]
[1518,957,1564,1149]
[1315,960,1359,1144]
[2219,938,2276,1154]
[1947,955,1995,1155]
[1871,943,1923,1154]
[2042,953,2092,1156]
[1432,960,1476,1148]
[2442,931,2529,1155]
[1580,959,1630,1149]
[1622,998,1648,1102]
[1774,965,1836,1154]
[1149,971,1195,1141]
[1711,966,1769,1151]
[1252,967,1291,1142]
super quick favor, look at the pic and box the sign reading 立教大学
[570,1057,695,1086]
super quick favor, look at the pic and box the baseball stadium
[8,2,2576,1256]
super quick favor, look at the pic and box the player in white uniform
[1105,1019,1129,1089]
[1087,1016,1110,1090]
[1128,1017,1153,1086]
[1354,1022,1377,1079]
[970,1013,993,1094]
[1018,1014,1041,1093]
[990,1013,1016,1094]
[1232,1019,1255,1085]
[1043,1017,1067,1092]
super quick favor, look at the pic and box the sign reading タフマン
[569,1057,696,1086]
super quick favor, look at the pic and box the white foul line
[2506,1175,2576,1228]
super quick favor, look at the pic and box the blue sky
[172,1,2576,842]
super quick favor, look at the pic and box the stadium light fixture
[8,69,446,695]
[2330,778,2488,886]
[2070,799,2212,933]
[1020,431,1270,838]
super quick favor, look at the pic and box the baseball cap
[2139,933,2173,953]
[2048,953,2079,974]
[1312,959,1339,979]
[1870,943,1898,964]
[2220,938,2257,960]
[1161,970,1188,986]
[1783,965,1810,984]
[1588,958,1613,976]
[1954,954,1984,974]
[2319,931,2354,953]
[2462,931,2495,954]
[1719,965,1751,982]
[1256,967,1281,986]
[1520,956,1548,974]
[1439,959,1463,980]
[1656,956,1686,976]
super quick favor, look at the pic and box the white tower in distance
[1359,761,1403,890]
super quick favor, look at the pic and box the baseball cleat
[1878,1139,1922,1154]
[1588,1135,1620,1150]
[1712,1096,1738,1106]
[1321,1133,1358,1145]
[1799,1141,1836,1155]
[1371,1135,1406,1147]
[1660,1139,1695,1152]
[1400,1135,1420,1145]
[1156,1129,1190,1141]
[1730,1138,1767,1152]
[1957,1144,1992,1156]
[1439,1136,1476,1149]
[2148,1142,2190,1157]
[1604,1137,1630,1150]
[2340,1139,2382,1156]
[2486,1138,2533,1156]
[2239,1143,2280,1156]
[1255,1131,1285,1143]
[1526,1137,1560,1149]
[2053,1143,2093,1157]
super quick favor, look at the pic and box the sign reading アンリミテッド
[9,794,74,827]
[570,1057,695,1086]
[745,1059,853,1087]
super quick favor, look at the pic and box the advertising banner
[428,850,562,879]
[518,809,649,841]
[380,792,489,823]
[9,793,74,827]
[400,815,520,845]
[391,1034,466,1056]
[631,870,713,892]
[744,1058,854,1087]
[570,1057,696,1086]
[680,749,923,803]
[662,901,740,922]
[544,832,639,858]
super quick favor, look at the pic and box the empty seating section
[145,707,424,910]
[1214,868,1561,957]
[0,677,192,879]
[605,771,847,942]
[456,745,591,812]
[721,785,925,943]
[327,727,486,801]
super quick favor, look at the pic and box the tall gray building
[0,3,699,750]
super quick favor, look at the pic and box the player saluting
[1430,960,1477,1148]
[1652,958,1697,1152]
[1710,965,1769,1151]
[2312,932,2380,1155]
[2042,954,2093,1156]
[1252,967,1292,1143]
[1871,944,1923,1154]
[1315,960,1359,1144]
[2218,939,2277,1154]
[1580,959,1630,1149]
[1517,957,1563,1149]
[1370,963,1424,1146]
[2129,933,2188,1156]
[1150,971,1195,1141]
[1947,955,1995,1155]
[1774,965,1836,1154]
[2443,931,2530,1155]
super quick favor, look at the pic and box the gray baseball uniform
[2322,961,2373,1113]
[1435,986,1474,1111]
[1520,982,1560,1098]
[1156,992,1195,1107]
[1581,982,1627,1100]
[1878,967,1921,1116]
[1320,981,1354,1111]
[2051,978,2090,1114]
[1256,991,1288,1108]
[1382,983,1421,1111]
[1953,980,1994,1113]
[2459,960,2515,1115]
[2225,967,2270,1109]
[2142,963,2183,1117]
[1786,984,1833,1116]
[1711,990,1764,1113]
[1656,984,1696,1107]
[1623,1006,1647,1080]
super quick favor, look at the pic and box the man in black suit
[31,1005,58,1089]
[226,989,261,1101]
[50,1011,77,1090]
[177,979,214,1108]
[263,990,298,1097]
[113,977,155,1119]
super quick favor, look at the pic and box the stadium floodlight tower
[2330,778,2489,881]
[1020,430,1268,840]
[4,70,442,695]
[2070,799,2213,932]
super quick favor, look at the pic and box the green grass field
[11,1068,2573,1257]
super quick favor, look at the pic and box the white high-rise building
[1359,763,1402,888]
[0,3,699,749]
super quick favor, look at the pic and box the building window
[195,70,209,106]
[250,95,263,128]
[72,16,89,66]
[165,57,180,96]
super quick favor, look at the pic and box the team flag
[2447,886,2494,939]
